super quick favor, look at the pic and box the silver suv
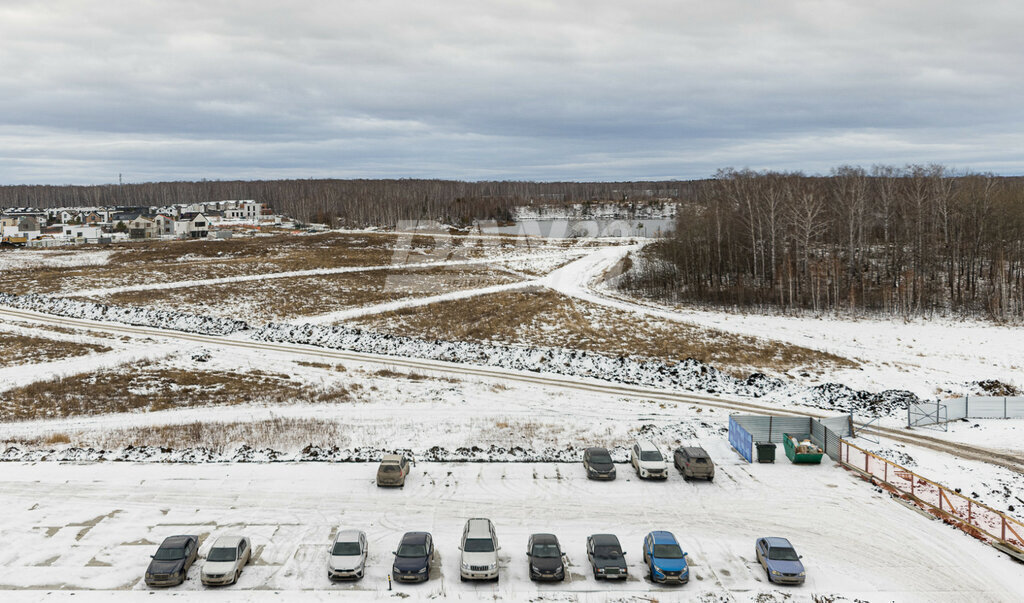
[459,518,500,582]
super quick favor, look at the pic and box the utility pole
[119,173,123,186]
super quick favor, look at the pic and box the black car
[587,534,627,580]
[145,535,199,587]
[392,532,433,583]
[527,533,565,582]
[583,447,616,480]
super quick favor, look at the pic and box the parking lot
[1,448,1023,601]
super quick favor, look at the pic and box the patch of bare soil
[0,363,350,421]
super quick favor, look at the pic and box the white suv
[459,518,500,582]
[631,439,668,479]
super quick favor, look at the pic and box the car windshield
[595,546,621,558]
[380,464,400,472]
[694,457,708,463]
[531,543,560,558]
[652,544,683,559]
[640,450,663,462]
[153,547,185,561]
[397,544,426,557]
[464,538,495,553]
[768,546,799,561]
[332,542,361,556]
[589,452,612,464]
[207,547,236,562]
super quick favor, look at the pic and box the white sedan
[201,535,252,586]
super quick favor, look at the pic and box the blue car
[391,532,433,583]
[642,531,689,584]
[755,537,805,585]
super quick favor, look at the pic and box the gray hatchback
[674,446,715,481]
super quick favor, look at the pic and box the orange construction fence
[839,439,1024,556]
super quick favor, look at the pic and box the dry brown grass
[351,288,858,376]
[42,432,71,445]
[294,360,346,372]
[0,333,111,367]
[6,417,355,453]
[0,231,545,295]
[77,265,520,323]
[0,364,351,421]
[371,369,459,383]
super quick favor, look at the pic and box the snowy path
[0,461,1021,600]
[62,250,585,298]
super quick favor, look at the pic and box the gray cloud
[1,0,1022,184]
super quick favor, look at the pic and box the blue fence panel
[729,415,753,463]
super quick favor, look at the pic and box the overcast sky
[1,0,1022,184]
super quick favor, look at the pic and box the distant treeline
[619,166,1024,320]
[0,179,697,226]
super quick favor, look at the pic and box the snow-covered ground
[853,424,1024,511]
[1,459,1022,601]
[3,233,1024,601]
[557,244,1024,399]
[0,249,115,270]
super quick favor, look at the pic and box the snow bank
[251,322,924,415]
[0,443,597,463]
[0,293,250,335]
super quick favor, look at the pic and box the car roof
[585,446,610,454]
[590,534,620,547]
[530,533,558,545]
[160,535,195,548]
[635,438,658,451]
[465,518,493,537]
[401,531,430,544]
[211,535,244,548]
[649,530,678,544]
[334,529,364,543]
[677,446,709,457]
[381,454,405,462]
[765,537,794,548]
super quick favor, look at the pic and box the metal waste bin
[755,442,776,463]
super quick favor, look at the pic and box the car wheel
[234,570,240,585]
[460,575,466,582]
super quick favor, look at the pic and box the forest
[0,179,695,227]
[3,169,1023,320]
[618,166,1024,321]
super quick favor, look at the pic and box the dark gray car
[527,533,565,582]
[587,534,627,580]
[674,446,715,481]
[583,447,616,480]
[145,535,199,587]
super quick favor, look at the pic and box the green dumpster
[782,433,824,464]
[755,442,776,463]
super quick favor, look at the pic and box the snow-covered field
[2,231,1024,601]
